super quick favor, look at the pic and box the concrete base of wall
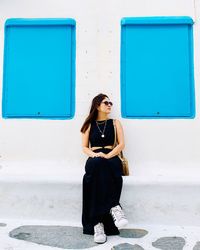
[0,162,200,226]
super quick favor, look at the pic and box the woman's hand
[92,152,105,158]
[92,152,110,159]
[102,153,110,159]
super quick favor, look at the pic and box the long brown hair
[80,93,108,133]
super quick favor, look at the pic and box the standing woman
[80,93,128,244]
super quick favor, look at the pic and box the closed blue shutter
[121,17,195,118]
[2,18,76,119]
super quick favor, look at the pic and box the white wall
[0,0,199,177]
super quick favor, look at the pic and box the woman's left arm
[105,119,125,159]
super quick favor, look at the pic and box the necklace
[96,120,107,138]
[96,120,106,125]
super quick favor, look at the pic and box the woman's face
[97,97,113,114]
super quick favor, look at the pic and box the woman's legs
[82,154,123,235]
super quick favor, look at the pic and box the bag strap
[113,119,117,148]
[113,119,124,158]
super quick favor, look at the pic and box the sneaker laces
[112,206,126,221]
[94,223,105,236]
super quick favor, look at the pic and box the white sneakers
[110,205,128,228]
[94,206,128,244]
[94,222,107,244]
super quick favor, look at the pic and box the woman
[80,93,128,244]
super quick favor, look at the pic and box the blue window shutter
[2,18,76,119]
[121,16,195,118]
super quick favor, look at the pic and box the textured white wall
[0,0,199,177]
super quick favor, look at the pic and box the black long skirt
[82,148,123,235]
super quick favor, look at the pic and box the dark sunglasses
[102,101,113,106]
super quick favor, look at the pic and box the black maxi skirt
[82,148,123,235]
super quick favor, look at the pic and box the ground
[1,219,200,250]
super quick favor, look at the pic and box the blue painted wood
[2,18,76,119]
[121,16,195,118]
[121,16,194,25]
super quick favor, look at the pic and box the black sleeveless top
[89,119,115,148]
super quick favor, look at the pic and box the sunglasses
[102,101,113,106]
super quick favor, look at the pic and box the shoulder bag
[113,119,129,176]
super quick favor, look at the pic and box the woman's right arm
[82,124,96,158]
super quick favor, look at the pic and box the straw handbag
[113,119,129,176]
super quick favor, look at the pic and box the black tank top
[89,119,115,148]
